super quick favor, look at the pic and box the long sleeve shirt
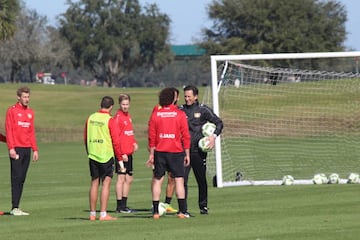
[179,101,223,152]
[148,104,190,153]
[84,110,123,161]
[5,102,38,151]
[114,110,137,156]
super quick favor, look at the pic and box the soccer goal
[204,52,360,187]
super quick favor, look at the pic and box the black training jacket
[179,101,223,152]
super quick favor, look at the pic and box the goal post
[207,51,360,188]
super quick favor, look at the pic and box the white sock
[100,211,107,217]
[90,211,96,217]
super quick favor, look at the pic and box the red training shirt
[5,102,38,151]
[114,110,137,156]
[148,104,190,153]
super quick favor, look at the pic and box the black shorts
[89,158,114,180]
[153,151,185,179]
[115,155,133,175]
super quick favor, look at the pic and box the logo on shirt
[89,120,105,127]
[157,112,177,118]
[194,113,201,118]
[160,133,175,139]
[27,113,32,119]
[124,130,134,136]
[17,121,31,128]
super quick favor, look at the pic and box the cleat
[183,211,192,218]
[153,214,160,219]
[89,215,96,221]
[177,212,187,219]
[200,207,208,215]
[0,211,4,215]
[177,211,191,219]
[163,203,177,213]
[10,208,29,216]
[119,207,135,213]
[99,214,117,221]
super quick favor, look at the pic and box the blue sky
[25,0,360,51]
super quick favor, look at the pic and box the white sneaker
[10,208,30,216]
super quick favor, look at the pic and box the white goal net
[205,52,360,187]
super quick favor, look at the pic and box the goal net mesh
[204,56,360,186]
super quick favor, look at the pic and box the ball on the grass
[152,202,167,216]
[328,173,339,184]
[158,202,167,216]
[281,175,294,185]
[313,173,327,185]
[198,136,211,152]
[347,173,359,184]
[202,122,216,137]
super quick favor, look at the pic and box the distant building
[169,45,209,86]
[170,45,206,60]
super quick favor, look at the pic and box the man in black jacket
[179,85,223,215]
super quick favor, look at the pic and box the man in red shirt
[114,94,138,213]
[0,133,6,215]
[149,87,179,214]
[147,87,191,219]
[5,86,39,216]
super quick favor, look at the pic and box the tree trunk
[28,64,34,83]
[106,59,119,87]
[10,61,20,83]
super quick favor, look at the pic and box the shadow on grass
[62,208,157,220]
[64,214,153,220]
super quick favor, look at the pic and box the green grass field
[0,84,359,239]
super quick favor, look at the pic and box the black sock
[122,196,128,208]
[117,199,122,210]
[177,199,186,213]
[152,201,159,214]
[165,196,172,204]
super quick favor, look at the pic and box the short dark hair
[100,96,114,109]
[159,87,175,107]
[170,87,179,96]
[183,85,198,96]
[17,86,30,97]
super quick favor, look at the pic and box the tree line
[0,0,351,87]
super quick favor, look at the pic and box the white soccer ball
[202,122,216,137]
[347,173,359,184]
[313,173,327,185]
[152,202,167,216]
[198,137,211,152]
[328,173,340,184]
[282,175,295,185]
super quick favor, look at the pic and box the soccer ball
[158,202,167,216]
[328,173,340,184]
[313,173,327,185]
[347,173,359,184]
[202,122,216,137]
[281,175,295,185]
[198,137,211,152]
[152,202,167,216]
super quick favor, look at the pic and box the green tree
[0,5,71,83]
[0,0,19,40]
[59,0,173,87]
[201,0,347,57]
